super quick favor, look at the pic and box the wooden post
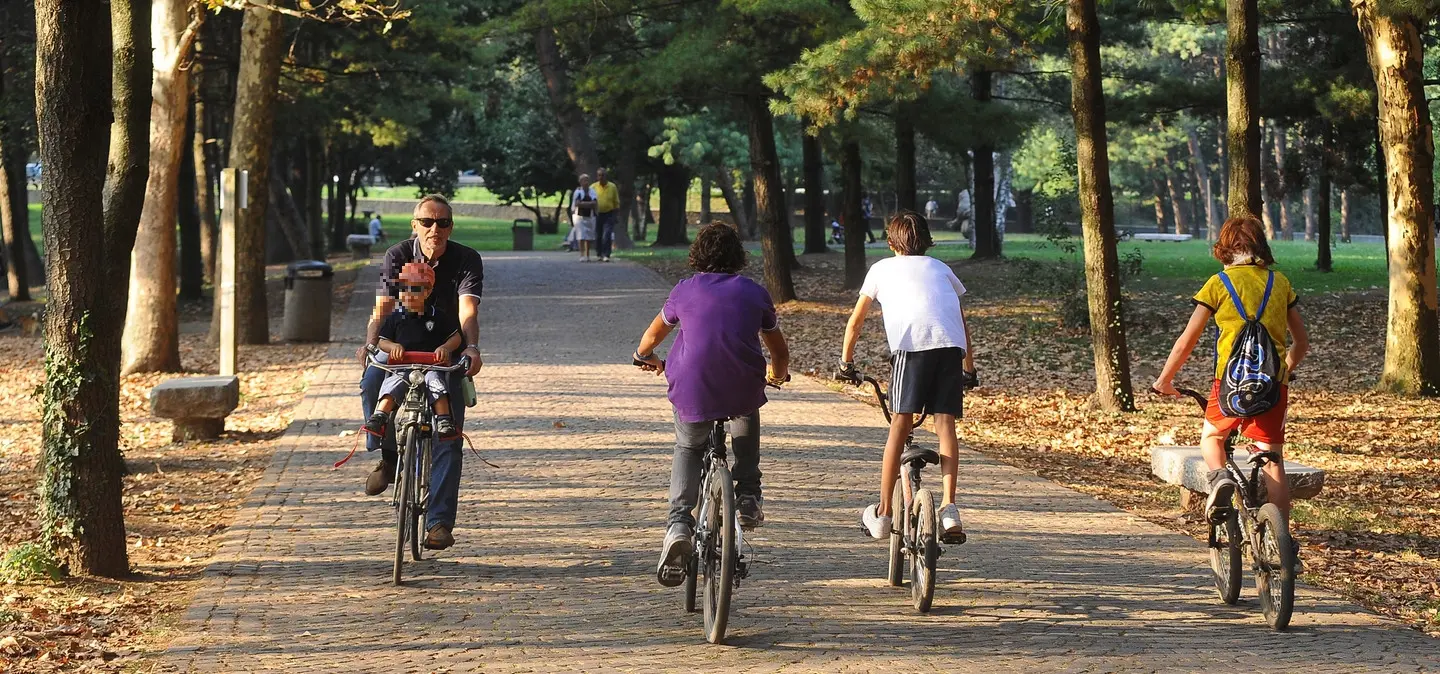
[218,168,246,375]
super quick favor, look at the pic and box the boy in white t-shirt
[838,211,977,541]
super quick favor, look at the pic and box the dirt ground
[0,259,364,671]
[638,249,1440,637]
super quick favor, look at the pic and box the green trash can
[512,218,534,251]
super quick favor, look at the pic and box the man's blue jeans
[360,353,466,530]
[595,211,617,258]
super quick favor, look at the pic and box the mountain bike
[635,358,785,644]
[366,346,470,586]
[835,366,967,613]
[1159,385,1298,631]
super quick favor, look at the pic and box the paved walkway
[165,252,1439,673]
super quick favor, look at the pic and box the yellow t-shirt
[595,181,620,213]
[1193,264,1297,380]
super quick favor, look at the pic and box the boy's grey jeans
[668,410,761,527]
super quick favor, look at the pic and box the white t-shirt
[859,255,968,353]
[571,187,597,217]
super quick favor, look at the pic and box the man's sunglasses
[413,217,454,229]
[398,284,431,293]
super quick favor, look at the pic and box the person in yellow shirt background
[594,167,621,262]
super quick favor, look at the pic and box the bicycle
[634,358,785,644]
[1158,385,1298,631]
[834,365,969,613]
[366,345,470,586]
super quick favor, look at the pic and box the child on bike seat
[839,211,977,541]
[1153,215,1309,520]
[362,261,464,441]
[633,223,790,588]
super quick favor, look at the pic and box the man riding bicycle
[357,194,484,551]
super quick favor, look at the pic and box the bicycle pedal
[941,531,966,545]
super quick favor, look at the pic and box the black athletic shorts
[889,347,965,417]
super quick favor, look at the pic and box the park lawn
[633,248,1440,637]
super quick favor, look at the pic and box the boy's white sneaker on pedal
[861,503,892,539]
[939,502,964,536]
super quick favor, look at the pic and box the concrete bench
[150,376,240,442]
[347,234,375,260]
[1150,445,1326,510]
[1132,233,1193,242]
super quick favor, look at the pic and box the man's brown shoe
[364,459,394,496]
[423,524,454,550]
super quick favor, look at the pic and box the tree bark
[535,21,597,177]
[715,166,748,234]
[1340,188,1351,242]
[1167,169,1191,236]
[1303,183,1316,242]
[37,0,150,577]
[304,134,325,257]
[1152,175,1171,233]
[841,139,866,289]
[221,4,283,345]
[267,168,309,263]
[1317,141,1332,272]
[698,175,711,224]
[612,122,639,248]
[1186,126,1217,238]
[654,162,689,246]
[1226,0,1262,219]
[802,131,827,254]
[971,70,999,258]
[1272,121,1292,240]
[1352,1,1440,395]
[895,104,916,212]
[122,0,193,374]
[745,92,796,302]
[179,104,203,301]
[0,0,35,301]
[1068,0,1135,412]
[193,41,217,281]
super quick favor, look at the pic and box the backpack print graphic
[1217,270,1281,418]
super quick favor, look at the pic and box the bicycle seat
[1245,450,1282,467]
[901,446,939,466]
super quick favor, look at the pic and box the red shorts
[1204,380,1289,445]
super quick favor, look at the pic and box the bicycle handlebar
[366,344,471,375]
[632,357,789,388]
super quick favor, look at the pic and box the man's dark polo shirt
[380,237,485,319]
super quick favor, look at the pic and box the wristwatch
[466,344,480,352]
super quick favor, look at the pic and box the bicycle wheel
[1209,500,1242,605]
[887,476,904,587]
[911,488,939,613]
[701,463,735,644]
[410,437,430,561]
[393,431,417,586]
[1256,503,1296,631]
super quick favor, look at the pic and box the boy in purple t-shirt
[633,223,790,587]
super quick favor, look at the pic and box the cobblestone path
[166,252,1439,673]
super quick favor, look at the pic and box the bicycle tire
[683,552,698,613]
[1209,500,1242,605]
[701,463,735,644]
[1256,503,1296,631]
[911,488,939,613]
[887,476,904,587]
[393,430,417,586]
[410,437,430,561]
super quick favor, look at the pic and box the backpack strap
[1217,269,1275,322]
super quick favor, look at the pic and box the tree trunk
[1317,145,1332,272]
[193,44,217,281]
[304,134,325,257]
[179,105,203,301]
[123,0,192,374]
[971,70,999,258]
[1340,188,1351,242]
[654,162,689,246]
[535,21,597,177]
[1167,169,1191,236]
[610,122,638,249]
[698,175,711,224]
[745,92,796,302]
[1152,175,1171,233]
[37,0,150,577]
[742,175,757,239]
[842,139,866,289]
[895,105,916,212]
[715,166,748,234]
[0,0,35,302]
[221,4,283,345]
[1303,183,1317,242]
[1068,0,1135,412]
[266,168,309,263]
[1186,126,1218,238]
[1272,121,1292,240]
[802,131,827,254]
[1226,0,1262,219]
[0,137,30,302]
[1352,1,1440,395]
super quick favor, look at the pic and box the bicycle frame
[693,421,748,584]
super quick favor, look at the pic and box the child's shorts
[890,347,965,417]
[1205,379,1289,444]
[380,370,450,405]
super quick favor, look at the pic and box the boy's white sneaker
[861,503,892,539]
[939,503,964,535]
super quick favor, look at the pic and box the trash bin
[512,218,534,251]
[282,260,333,342]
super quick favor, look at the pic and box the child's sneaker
[435,414,459,439]
[1205,468,1238,520]
[737,494,765,529]
[656,523,693,587]
[939,503,966,543]
[361,411,390,438]
[861,503,892,539]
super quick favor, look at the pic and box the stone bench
[150,376,240,442]
[1132,233,1193,242]
[347,234,375,260]
[1150,445,1326,510]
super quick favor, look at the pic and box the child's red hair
[1212,215,1275,266]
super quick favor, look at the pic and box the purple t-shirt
[661,273,779,423]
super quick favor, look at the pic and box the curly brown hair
[1212,215,1275,266]
[688,222,747,273]
[885,210,934,255]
